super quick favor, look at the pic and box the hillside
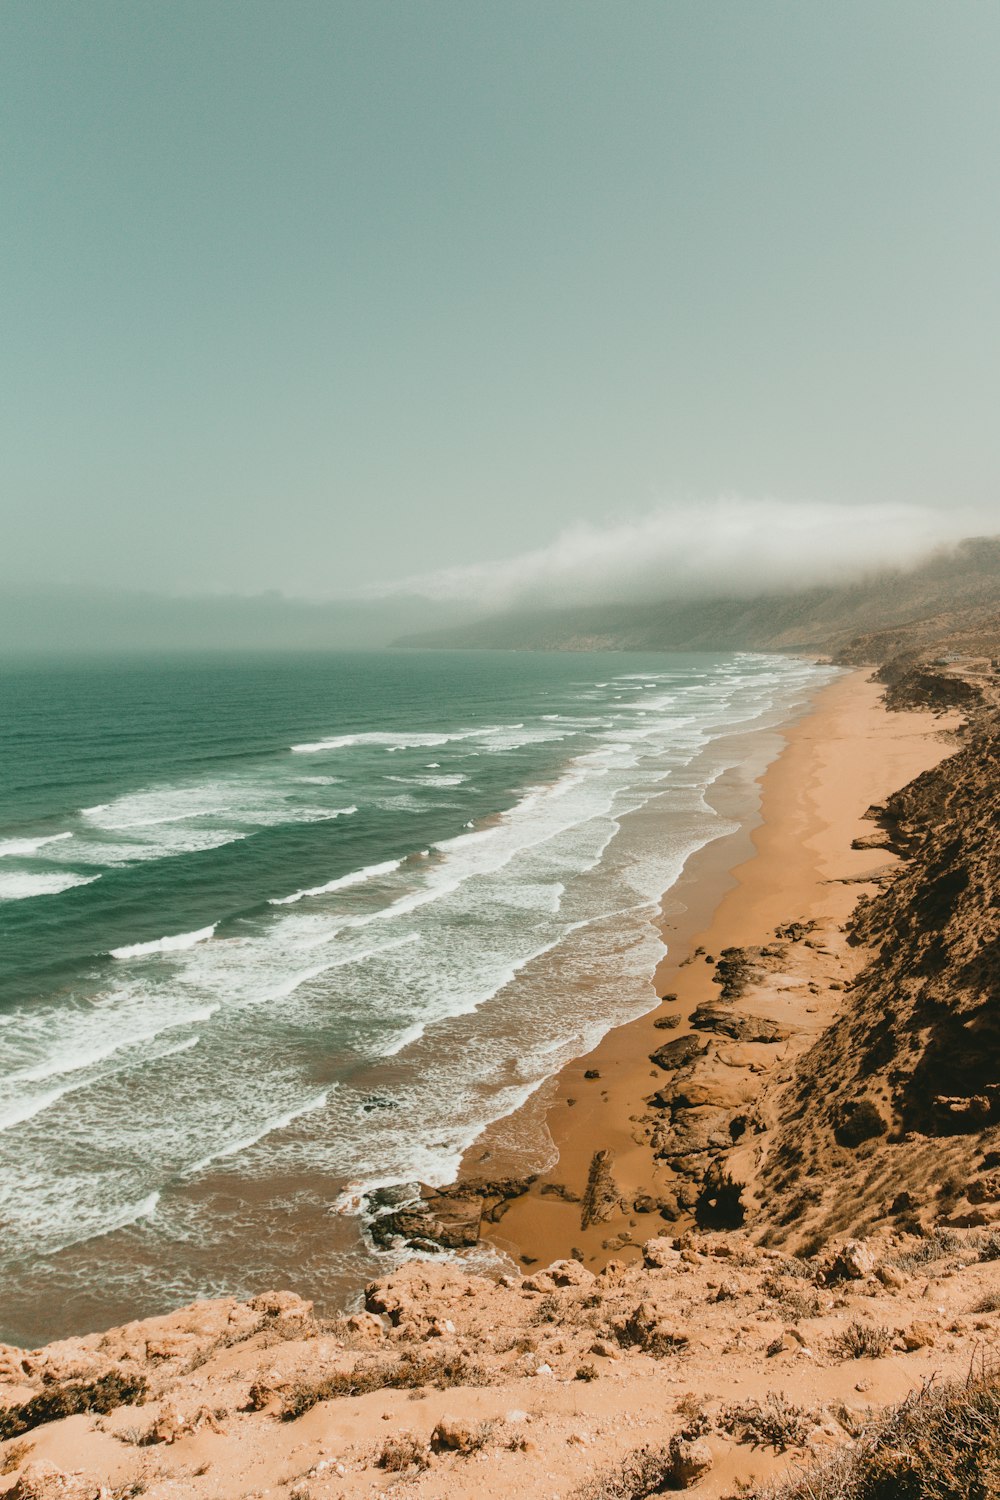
[396,535,1000,657]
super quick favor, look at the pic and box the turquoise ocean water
[0,648,834,1343]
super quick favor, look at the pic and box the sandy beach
[6,660,995,1500]
[470,667,962,1269]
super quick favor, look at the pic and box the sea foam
[0,872,98,901]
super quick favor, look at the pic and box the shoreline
[461,667,961,1269]
[2,657,996,1500]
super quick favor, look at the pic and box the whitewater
[0,648,835,1344]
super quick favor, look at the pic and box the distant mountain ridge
[396,535,1000,659]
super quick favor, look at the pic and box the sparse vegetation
[977,1230,1000,1261]
[533,1292,562,1323]
[0,1370,148,1441]
[832,1321,891,1360]
[571,1442,679,1500]
[883,1230,965,1273]
[1,1439,32,1475]
[377,1433,430,1471]
[834,1099,888,1149]
[742,1367,1000,1499]
[719,1391,816,1450]
[762,1274,823,1320]
[780,1254,818,1280]
[280,1352,489,1419]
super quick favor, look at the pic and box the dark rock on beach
[650,1035,708,1071]
[580,1149,621,1229]
[690,1005,788,1043]
[366,1174,538,1252]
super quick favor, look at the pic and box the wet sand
[463,668,960,1268]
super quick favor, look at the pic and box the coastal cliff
[2,659,999,1498]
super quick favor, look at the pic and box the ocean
[0,648,835,1344]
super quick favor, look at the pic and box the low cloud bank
[378,497,990,611]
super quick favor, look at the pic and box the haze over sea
[0,649,833,1344]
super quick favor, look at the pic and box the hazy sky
[3,2,998,604]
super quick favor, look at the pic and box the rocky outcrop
[3,1226,999,1499]
[711,946,782,1001]
[367,1185,485,1253]
[366,1175,538,1253]
[881,666,984,713]
[689,1005,788,1044]
[650,1035,708,1070]
[760,679,1000,1248]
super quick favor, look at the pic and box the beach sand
[466,667,961,1269]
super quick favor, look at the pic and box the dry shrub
[281,1351,488,1420]
[762,1276,823,1320]
[781,1255,819,1280]
[834,1100,887,1149]
[533,1293,562,1324]
[741,1366,1000,1499]
[886,1231,966,1273]
[377,1433,429,1471]
[571,1442,678,1500]
[719,1391,816,1451]
[0,1370,148,1441]
[833,1321,891,1360]
[1,1440,32,1475]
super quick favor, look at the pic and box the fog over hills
[397,535,1000,658]
[4,526,997,660]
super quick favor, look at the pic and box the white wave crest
[13,1005,219,1084]
[55,1191,161,1254]
[261,933,421,1002]
[0,1033,203,1135]
[110,924,217,959]
[269,858,402,906]
[0,1087,73,1134]
[380,1021,426,1057]
[0,872,98,901]
[385,773,468,787]
[0,832,74,858]
[291,728,478,754]
[185,1089,332,1177]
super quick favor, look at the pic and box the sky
[2,1,998,614]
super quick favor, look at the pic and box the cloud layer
[379,497,992,611]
